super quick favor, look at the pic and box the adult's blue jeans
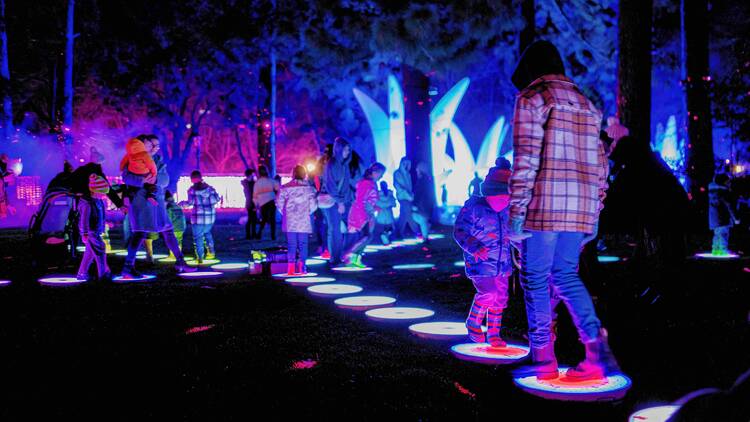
[286,232,309,263]
[191,223,215,260]
[323,206,346,264]
[520,231,601,349]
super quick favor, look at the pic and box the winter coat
[453,196,511,277]
[241,178,255,210]
[276,179,317,233]
[188,182,221,225]
[348,178,380,232]
[413,173,434,215]
[77,197,106,236]
[323,142,353,205]
[709,183,736,229]
[375,189,396,225]
[253,177,279,208]
[121,154,172,233]
[166,200,186,232]
[393,167,414,201]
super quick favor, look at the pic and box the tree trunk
[683,0,714,213]
[402,65,434,212]
[63,0,75,146]
[520,0,535,53]
[617,0,652,147]
[269,48,277,177]
[0,0,12,141]
[233,127,250,170]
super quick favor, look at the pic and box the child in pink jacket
[343,162,386,268]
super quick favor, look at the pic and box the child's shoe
[76,272,90,282]
[321,250,331,259]
[486,307,506,348]
[206,245,216,260]
[465,301,487,343]
[352,254,366,268]
[295,261,307,275]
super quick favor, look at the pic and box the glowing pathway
[408,322,482,340]
[186,258,221,266]
[694,252,740,259]
[628,405,680,422]
[38,276,85,286]
[366,245,393,251]
[393,263,434,270]
[273,272,318,279]
[513,368,632,401]
[305,258,327,266]
[178,271,223,279]
[365,307,434,322]
[451,343,530,364]
[107,249,126,255]
[334,296,396,311]
[210,263,248,271]
[363,246,381,253]
[597,256,621,263]
[307,284,363,297]
[285,276,336,286]
[158,256,177,263]
[454,261,465,267]
[331,266,372,273]
[112,274,157,283]
[427,234,445,240]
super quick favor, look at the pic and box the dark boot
[486,307,506,348]
[120,264,142,279]
[465,301,487,343]
[512,343,559,380]
[566,328,621,381]
[175,258,197,273]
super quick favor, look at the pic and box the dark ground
[0,217,748,421]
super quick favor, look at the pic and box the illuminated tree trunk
[617,0,651,147]
[0,0,12,141]
[402,65,434,210]
[63,0,75,146]
[269,49,277,176]
[683,0,713,212]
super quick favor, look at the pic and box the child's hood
[125,138,148,156]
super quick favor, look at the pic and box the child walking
[709,173,739,256]
[453,161,512,347]
[120,137,158,205]
[76,174,112,281]
[277,165,318,275]
[165,190,186,260]
[344,162,386,268]
[374,180,396,245]
[187,170,220,263]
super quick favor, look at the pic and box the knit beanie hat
[88,174,110,197]
[480,161,511,196]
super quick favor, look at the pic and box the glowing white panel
[365,307,434,322]
[285,276,336,286]
[159,256,177,263]
[628,405,680,422]
[451,343,530,364]
[175,175,281,209]
[178,271,223,279]
[38,276,85,286]
[107,249,126,255]
[331,266,372,272]
[363,246,380,253]
[273,272,318,279]
[211,263,248,271]
[307,284,363,296]
[392,263,434,270]
[305,258,327,266]
[694,252,740,259]
[409,322,470,340]
[112,274,157,283]
[365,244,393,251]
[513,368,632,401]
[334,295,396,310]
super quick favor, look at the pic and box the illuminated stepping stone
[178,271,223,279]
[305,258,327,266]
[694,252,740,259]
[331,266,372,272]
[451,343,530,364]
[286,276,336,286]
[158,256,177,263]
[334,295,396,311]
[0,279,12,286]
[307,284,363,297]
[112,274,157,283]
[365,307,435,322]
[363,246,380,253]
[513,368,632,401]
[427,234,445,240]
[38,276,85,286]
[273,272,318,279]
[454,261,465,267]
[628,405,680,422]
[409,322,477,340]
[114,251,168,260]
[311,255,330,261]
[76,245,86,252]
[367,244,393,250]
[107,249,126,255]
[211,262,248,271]
[597,256,621,263]
[186,258,220,266]
[393,263,434,270]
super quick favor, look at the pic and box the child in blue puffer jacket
[453,159,513,347]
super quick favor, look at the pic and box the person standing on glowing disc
[507,40,620,381]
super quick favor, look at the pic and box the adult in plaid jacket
[508,41,620,382]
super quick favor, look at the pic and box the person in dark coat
[241,168,258,239]
[322,137,353,265]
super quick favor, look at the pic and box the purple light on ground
[178,271,223,279]
[334,295,396,311]
[513,368,632,401]
[331,266,372,272]
[210,263,248,271]
[365,307,435,322]
[628,405,680,422]
[306,284,363,296]
[273,272,318,279]
[112,274,157,283]
[38,276,86,286]
[285,276,336,286]
[451,343,530,365]
[694,252,740,259]
[0,279,11,286]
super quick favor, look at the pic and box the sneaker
[76,273,90,282]
[206,251,216,260]
[175,260,197,273]
[120,265,142,279]
[321,250,331,259]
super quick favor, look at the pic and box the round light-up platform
[107,249,126,255]
[311,255,330,261]
[305,258,327,266]
[112,274,157,283]
[628,405,680,422]
[306,284,363,297]
[365,307,435,322]
[597,256,621,263]
[513,368,632,401]
[186,258,221,266]
[694,252,740,259]
[331,266,372,272]
[158,256,177,263]
[454,261,465,267]
[392,238,423,246]
[273,272,318,279]
[38,276,86,286]
[367,244,393,251]
[334,295,396,311]
[363,246,380,253]
[409,322,478,340]
[178,271,223,279]
[451,343,530,364]
[285,276,336,286]
[393,263,434,270]
[427,234,445,240]
[210,262,248,271]
[114,251,168,260]
[0,279,12,286]
[76,245,86,252]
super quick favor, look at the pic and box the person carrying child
[454,159,513,347]
[76,174,112,281]
[187,170,220,263]
[276,165,318,275]
[120,137,158,206]
[709,173,739,256]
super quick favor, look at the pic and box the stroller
[28,187,81,263]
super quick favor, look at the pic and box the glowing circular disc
[107,249,126,255]
[597,256,621,263]
[113,251,167,260]
[76,245,86,252]
[311,255,330,261]
[451,343,530,364]
[365,307,435,322]
[331,266,372,272]
[273,272,318,279]
[454,261,465,267]
[427,234,445,240]
[306,284,363,297]
[305,258,327,266]
[178,271,223,279]
[38,276,85,286]
[367,244,393,250]
[285,276,336,286]
[210,263,248,271]
[393,263,434,270]
[628,405,680,422]
[363,247,380,253]
[158,256,177,263]
[186,258,221,266]
[409,322,475,340]
[694,252,740,259]
[334,295,396,311]
[0,279,12,286]
[513,368,632,401]
[112,274,157,283]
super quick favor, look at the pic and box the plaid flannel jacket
[188,184,220,225]
[509,75,608,234]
